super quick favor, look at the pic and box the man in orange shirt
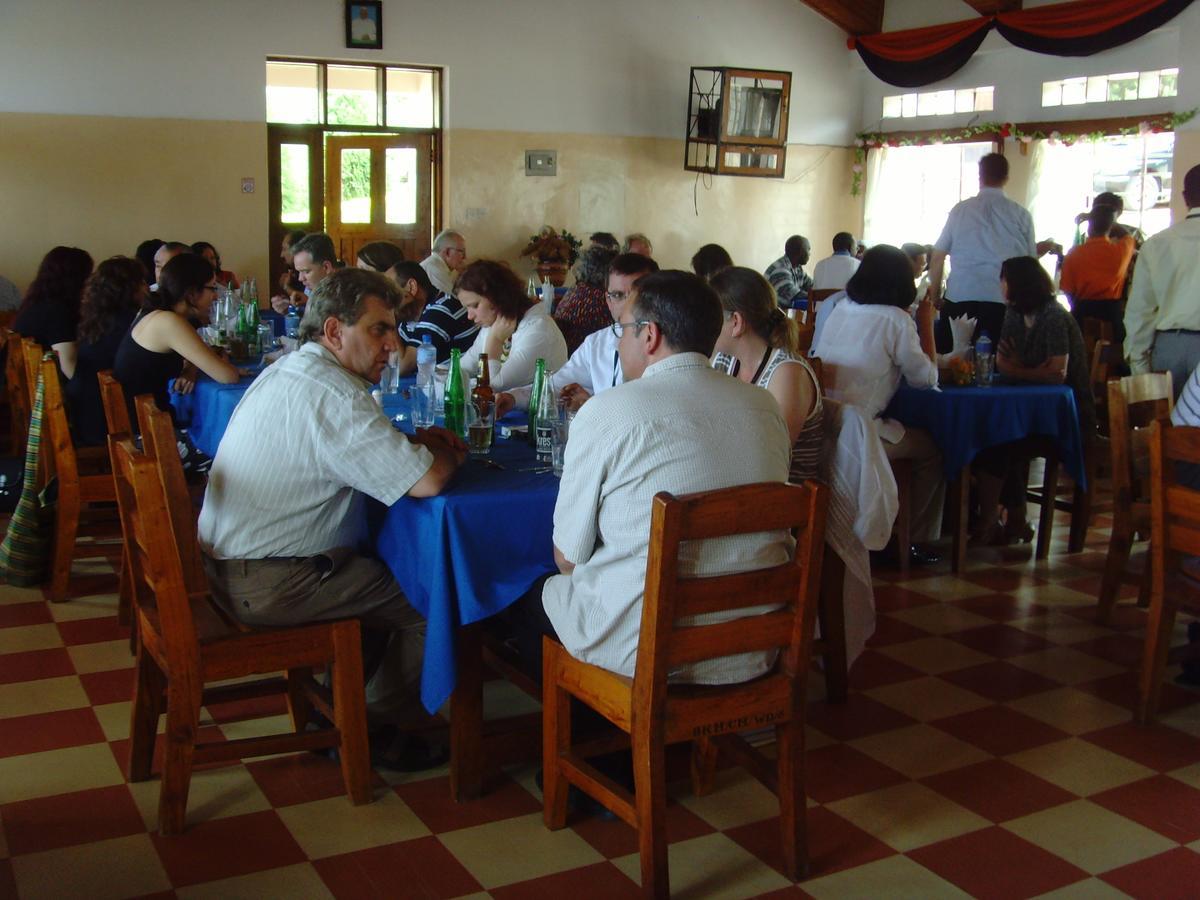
[1061,205,1136,347]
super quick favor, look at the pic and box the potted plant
[520,226,581,287]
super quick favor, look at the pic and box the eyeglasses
[448,247,466,256]
[610,319,651,338]
[605,289,629,302]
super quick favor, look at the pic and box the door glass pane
[340,149,372,223]
[386,68,437,128]
[266,61,319,124]
[385,148,418,224]
[725,75,785,140]
[280,144,310,223]
[328,65,378,126]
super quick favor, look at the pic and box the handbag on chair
[0,366,56,586]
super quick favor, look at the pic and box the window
[265,60,440,128]
[882,86,993,120]
[1041,68,1178,108]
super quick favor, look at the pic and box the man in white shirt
[509,270,794,683]
[1124,164,1200,394]
[420,229,467,296]
[351,5,377,43]
[497,252,659,414]
[812,232,861,291]
[198,268,466,747]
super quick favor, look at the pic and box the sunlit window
[1042,68,1178,108]
[882,86,994,120]
[265,59,440,128]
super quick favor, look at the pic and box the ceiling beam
[960,0,1022,13]
[797,0,883,36]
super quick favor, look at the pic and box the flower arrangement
[520,226,582,266]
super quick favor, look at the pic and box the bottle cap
[422,334,431,344]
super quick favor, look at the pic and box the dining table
[884,381,1085,572]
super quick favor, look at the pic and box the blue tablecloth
[884,382,1086,486]
[169,374,257,457]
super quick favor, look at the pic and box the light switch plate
[241,177,255,193]
[525,150,557,176]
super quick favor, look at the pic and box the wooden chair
[1091,340,1125,440]
[542,481,828,895]
[1139,421,1200,723]
[97,369,133,437]
[889,459,912,574]
[4,331,29,454]
[805,288,837,324]
[1098,373,1173,624]
[115,401,372,834]
[796,323,815,356]
[1081,317,1114,371]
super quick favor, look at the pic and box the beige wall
[0,113,860,291]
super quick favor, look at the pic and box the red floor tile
[0,784,145,855]
[932,705,1069,756]
[1074,671,1198,715]
[921,759,1077,823]
[393,773,540,834]
[0,647,75,685]
[571,800,714,859]
[203,692,288,724]
[950,592,1048,622]
[313,835,483,899]
[939,660,1060,703]
[865,614,932,648]
[245,752,386,809]
[1101,847,1200,900]
[108,724,230,777]
[150,810,306,887]
[0,860,16,900]
[0,707,105,759]
[56,616,128,646]
[80,667,134,706]
[806,693,917,742]
[725,806,895,879]
[0,600,53,628]
[804,744,907,804]
[944,623,1054,658]
[1082,721,1200,772]
[872,585,939,613]
[846,650,925,692]
[1070,634,1147,668]
[960,570,1049,593]
[909,826,1088,900]
[489,861,640,900]
[1091,775,1200,843]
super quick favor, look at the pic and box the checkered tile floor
[3,512,1200,899]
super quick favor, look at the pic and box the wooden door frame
[267,124,324,298]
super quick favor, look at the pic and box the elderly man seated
[198,267,467,768]
[421,229,468,296]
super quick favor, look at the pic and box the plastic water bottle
[413,334,437,425]
[284,304,300,338]
[974,331,994,386]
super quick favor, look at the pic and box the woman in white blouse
[812,244,943,562]
[455,260,568,390]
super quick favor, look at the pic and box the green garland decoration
[850,108,1196,197]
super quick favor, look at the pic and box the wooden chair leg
[1137,585,1179,724]
[286,667,315,733]
[775,717,809,882]
[1068,478,1090,554]
[893,461,911,575]
[818,547,848,704]
[542,642,571,830]
[48,491,80,602]
[128,645,164,782]
[1097,529,1133,625]
[330,622,372,805]
[632,726,669,899]
[689,737,718,798]
[1036,454,1059,560]
[158,683,201,835]
[1137,556,1153,609]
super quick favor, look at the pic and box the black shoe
[908,545,941,566]
[369,726,449,772]
[870,540,941,568]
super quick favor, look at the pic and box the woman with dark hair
[971,256,1094,544]
[13,245,94,379]
[456,260,567,390]
[191,241,240,289]
[813,244,944,561]
[113,253,239,426]
[710,267,822,483]
[134,239,164,286]
[691,243,733,281]
[552,244,617,354]
[66,257,145,446]
[355,241,406,274]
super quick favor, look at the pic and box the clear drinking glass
[551,416,570,476]
[466,399,494,456]
[411,379,436,428]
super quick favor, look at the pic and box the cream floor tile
[677,766,785,831]
[0,742,124,805]
[1167,761,1200,791]
[865,677,991,722]
[1159,702,1200,739]
[1006,739,1154,796]
[888,602,995,635]
[850,724,991,779]
[895,576,997,602]
[0,622,62,654]
[877,637,994,675]
[176,862,335,900]
[1007,687,1131,736]
[0,674,88,719]
[1007,612,1113,645]
[802,850,972,899]
[482,678,541,720]
[47,592,120,622]
[276,790,427,859]
[1032,877,1132,899]
[127,763,271,830]
[212,712,293,743]
[1023,562,1098,585]
[827,782,990,852]
[0,583,45,605]
[11,833,171,900]
[612,831,791,899]
[1004,800,1175,874]
[1007,647,1124,685]
[437,812,603,889]
[94,701,136,742]
[68,639,133,675]
[1007,583,1097,608]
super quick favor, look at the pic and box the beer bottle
[535,369,556,461]
[444,349,466,436]
[527,358,546,446]
[472,353,494,406]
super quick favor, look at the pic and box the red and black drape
[851,0,1194,88]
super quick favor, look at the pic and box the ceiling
[799,0,1023,36]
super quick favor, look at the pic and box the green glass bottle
[444,348,466,436]
[527,358,546,446]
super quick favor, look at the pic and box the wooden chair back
[806,288,837,324]
[1149,422,1200,561]
[4,331,29,452]
[1090,340,1125,437]
[97,370,133,437]
[1082,318,1114,367]
[1107,373,1174,512]
[796,323,815,356]
[21,338,44,411]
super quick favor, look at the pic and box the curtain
[853,18,992,89]
[862,146,891,246]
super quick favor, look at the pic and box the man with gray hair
[421,229,467,295]
[622,232,653,257]
[198,267,466,765]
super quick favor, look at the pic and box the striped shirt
[197,342,433,559]
[763,255,813,306]
[399,292,479,363]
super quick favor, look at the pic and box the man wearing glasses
[497,253,658,415]
[420,229,468,296]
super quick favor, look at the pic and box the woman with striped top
[710,266,823,483]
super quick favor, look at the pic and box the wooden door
[267,125,324,296]
[325,134,433,267]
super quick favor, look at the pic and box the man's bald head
[1184,164,1200,210]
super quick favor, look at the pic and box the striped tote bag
[0,366,54,586]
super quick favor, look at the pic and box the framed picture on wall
[345,1,382,50]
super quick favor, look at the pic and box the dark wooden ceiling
[798,0,1022,35]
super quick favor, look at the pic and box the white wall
[0,0,858,145]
